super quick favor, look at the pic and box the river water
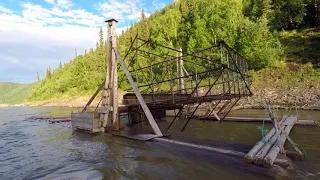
[0,106,319,180]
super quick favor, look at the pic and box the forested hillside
[27,0,320,102]
[0,82,33,104]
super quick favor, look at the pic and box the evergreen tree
[141,8,146,20]
[75,48,78,57]
[59,61,62,68]
[46,66,52,79]
[36,71,40,82]
[99,27,104,48]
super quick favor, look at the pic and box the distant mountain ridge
[0,82,33,104]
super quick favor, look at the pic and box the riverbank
[238,63,320,110]
[2,64,319,110]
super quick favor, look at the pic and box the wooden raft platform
[244,116,297,168]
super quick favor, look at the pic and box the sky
[0,0,172,83]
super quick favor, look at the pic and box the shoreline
[1,96,319,111]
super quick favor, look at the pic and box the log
[32,116,70,120]
[49,119,71,123]
[252,118,288,165]
[199,116,316,126]
[285,150,304,161]
[244,116,286,163]
[263,117,297,168]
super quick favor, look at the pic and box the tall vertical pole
[101,21,112,130]
[102,19,119,131]
[176,49,181,94]
[111,20,119,131]
[180,48,185,94]
[176,48,184,94]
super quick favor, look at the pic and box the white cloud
[44,0,55,5]
[0,5,12,13]
[44,0,73,9]
[0,0,153,82]
[0,2,105,82]
[56,0,73,9]
[98,0,143,20]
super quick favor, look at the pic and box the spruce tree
[75,48,78,57]
[59,61,62,68]
[36,71,40,82]
[99,27,104,48]
[141,9,146,20]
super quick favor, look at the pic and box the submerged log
[244,116,286,164]
[263,117,297,168]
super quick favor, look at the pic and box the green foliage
[235,17,284,69]
[251,63,320,90]
[0,82,33,104]
[29,0,320,102]
[279,28,320,65]
[243,0,320,30]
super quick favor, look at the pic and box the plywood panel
[71,113,94,130]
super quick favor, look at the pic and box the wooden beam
[111,20,119,131]
[113,47,163,137]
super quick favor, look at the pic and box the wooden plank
[114,47,163,137]
[71,113,94,130]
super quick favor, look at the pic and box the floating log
[263,117,297,168]
[32,116,70,120]
[49,119,71,123]
[198,116,316,126]
[152,137,291,179]
[253,118,288,165]
[243,116,286,164]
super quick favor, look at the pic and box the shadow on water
[0,107,320,179]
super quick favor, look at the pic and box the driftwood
[263,117,297,168]
[243,116,286,163]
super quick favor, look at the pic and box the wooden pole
[176,49,181,94]
[111,20,119,131]
[180,48,184,94]
[114,48,163,137]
